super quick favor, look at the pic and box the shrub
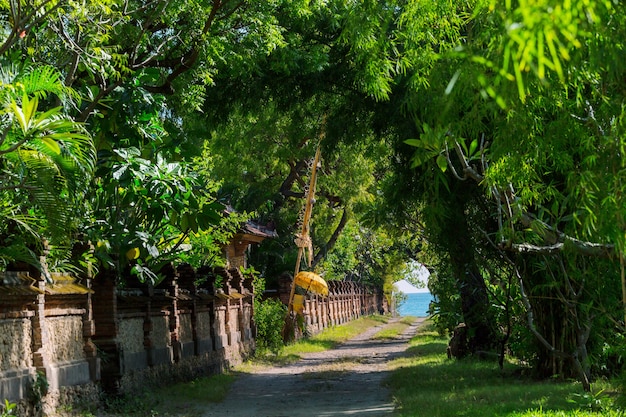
[255,298,287,354]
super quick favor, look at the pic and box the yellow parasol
[294,271,328,296]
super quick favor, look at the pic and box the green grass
[246,314,391,368]
[287,314,390,351]
[387,323,620,417]
[398,316,418,325]
[98,373,234,417]
[373,316,416,340]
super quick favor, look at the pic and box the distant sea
[398,292,434,317]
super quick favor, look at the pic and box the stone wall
[0,271,100,415]
[0,265,387,414]
[0,317,33,371]
[91,264,256,395]
[0,315,35,404]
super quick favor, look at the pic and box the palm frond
[21,65,81,105]
[0,243,40,270]
[0,63,94,268]
[0,202,42,238]
[5,149,72,239]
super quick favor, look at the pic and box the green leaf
[11,100,28,133]
[445,70,461,95]
[181,213,189,231]
[469,139,478,158]
[40,137,61,155]
[22,93,38,127]
[436,154,448,172]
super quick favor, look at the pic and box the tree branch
[279,159,308,199]
[78,79,123,122]
[312,207,349,268]
[136,0,242,94]
[450,136,615,258]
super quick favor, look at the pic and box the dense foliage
[2,0,626,397]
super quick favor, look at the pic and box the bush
[255,298,287,354]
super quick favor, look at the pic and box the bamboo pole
[283,147,321,341]
[286,147,321,314]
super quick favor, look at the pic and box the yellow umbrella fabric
[294,271,328,296]
[292,294,305,314]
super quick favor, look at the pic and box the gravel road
[202,317,425,417]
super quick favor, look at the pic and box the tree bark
[443,194,497,353]
[311,207,349,268]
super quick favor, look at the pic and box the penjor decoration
[293,147,320,275]
[283,146,328,339]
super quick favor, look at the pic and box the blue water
[398,292,434,317]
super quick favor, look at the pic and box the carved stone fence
[0,271,99,415]
[0,266,387,414]
[279,277,389,337]
[91,264,255,394]
[0,264,256,413]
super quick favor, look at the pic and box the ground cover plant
[387,323,620,417]
[74,374,234,417]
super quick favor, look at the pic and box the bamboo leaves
[483,0,612,102]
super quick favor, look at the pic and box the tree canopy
[2,0,626,393]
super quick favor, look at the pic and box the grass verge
[387,321,621,417]
[372,316,415,340]
[94,373,234,417]
[243,314,390,369]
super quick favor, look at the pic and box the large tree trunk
[520,256,594,390]
[443,195,498,353]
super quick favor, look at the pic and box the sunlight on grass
[100,373,234,417]
[508,409,621,417]
[245,314,390,367]
[372,316,416,340]
[388,322,620,417]
[399,316,417,325]
[310,315,389,342]
[283,315,389,356]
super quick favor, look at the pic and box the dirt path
[202,317,425,417]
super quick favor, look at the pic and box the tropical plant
[254,298,287,354]
[0,63,95,272]
[394,0,626,389]
[89,146,225,283]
